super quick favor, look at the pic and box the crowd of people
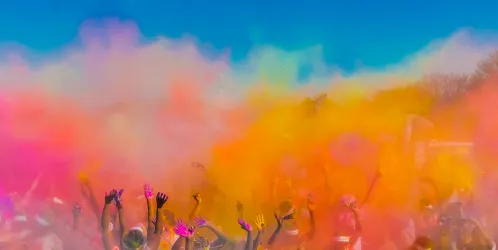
[0,151,496,250]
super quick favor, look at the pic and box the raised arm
[80,175,102,222]
[144,184,155,240]
[172,219,194,250]
[267,213,283,248]
[20,173,42,207]
[72,203,82,231]
[306,195,316,240]
[238,218,253,250]
[253,214,267,250]
[349,206,362,247]
[358,169,382,208]
[114,189,127,239]
[148,192,169,249]
[101,190,117,250]
[322,162,333,204]
[237,201,244,218]
[189,193,202,221]
[193,216,229,247]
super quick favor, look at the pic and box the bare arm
[252,215,267,250]
[115,189,127,239]
[20,173,42,207]
[239,218,253,250]
[171,237,185,250]
[349,208,362,247]
[148,192,168,249]
[245,231,253,250]
[189,193,201,221]
[206,224,229,244]
[101,190,117,250]
[267,214,283,248]
[358,170,382,209]
[186,236,193,250]
[84,183,102,222]
[253,229,264,250]
[144,185,155,241]
[72,203,82,231]
[307,198,316,241]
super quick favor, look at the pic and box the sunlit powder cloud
[0,20,497,235]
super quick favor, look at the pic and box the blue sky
[0,0,497,72]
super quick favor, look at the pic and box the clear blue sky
[0,0,497,71]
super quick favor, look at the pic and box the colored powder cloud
[1,19,498,241]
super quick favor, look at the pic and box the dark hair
[412,236,434,248]
[419,198,432,208]
[122,229,145,249]
[278,200,293,213]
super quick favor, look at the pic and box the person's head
[339,194,356,210]
[419,198,433,213]
[122,226,146,250]
[278,200,298,231]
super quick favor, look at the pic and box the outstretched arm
[101,190,117,250]
[172,220,194,250]
[253,214,266,250]
[306,196,316,240]
[189,193,201,221]
[72,203,82,231]
[80,175,102,223]
[148,192,169,249]
[194,216,229,247]
[238,218,253,250]
[267,213,283,248]
[349,207,362,247]
[359,169,382,208]
[144,184,155,241]
[114,189,127,239]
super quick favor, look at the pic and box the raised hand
[192,193,202,204]
[187,226,195,238]
[274,212,283,228]
[238,218,252,231]
[173,219,190,237]
[113,189,124,207]
[236,201,244,213]
[72,203,82,216]
[105,190,118,205]
[156,192,168,209]
[193,216,208,227]
[144,184,153,199]
[254,214,266,231]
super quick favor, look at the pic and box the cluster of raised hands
[95,182,318,250]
